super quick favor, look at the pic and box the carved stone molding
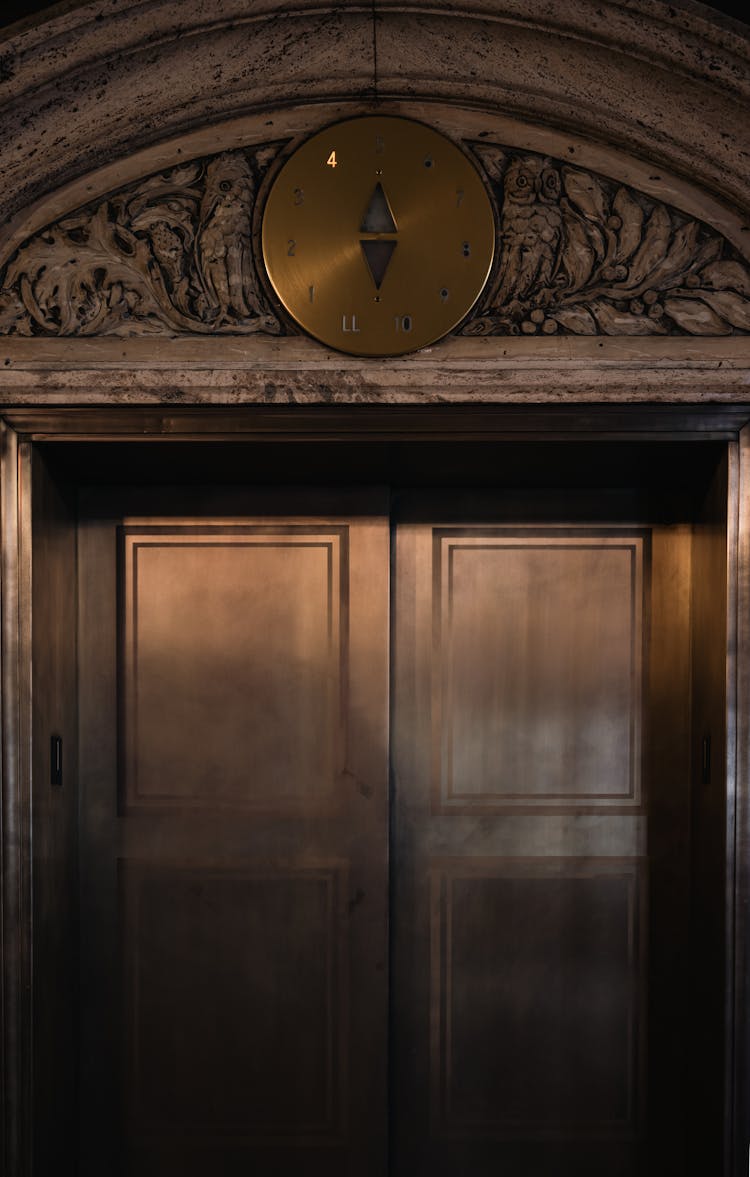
[464,145,750,338]
[0,147,283,339]
[1,137,749,341]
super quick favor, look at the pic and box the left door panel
[76,488,390,1177]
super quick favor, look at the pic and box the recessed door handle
[701,733,711,786]
[50,734,63,787]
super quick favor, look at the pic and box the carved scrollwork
[1,135,749,341]
[0,148,283,337]
[464,145,750,337]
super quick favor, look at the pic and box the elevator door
[75,486,695,1176]
[390,497,693,1177]
[76,489,390,1177]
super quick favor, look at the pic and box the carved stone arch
[3,100,750,351]
[0,1,748,398]
[1,0,749,226]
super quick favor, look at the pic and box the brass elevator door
[389,495,692,1177]
[76,489,391,1177]
[76,486,692,1176]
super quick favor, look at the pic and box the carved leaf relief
[464,145,750,337]
[0,150,282,337]
[0,137,749,339]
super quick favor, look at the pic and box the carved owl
[488,155,563,313]
[195,152,266,323]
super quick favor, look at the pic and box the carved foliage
[465,145,750,337]
[0,148,283,337]
[1,136,749,340]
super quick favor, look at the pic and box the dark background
[0,0,748,31]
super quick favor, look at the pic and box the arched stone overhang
[0,0,748,402]
[1,0,749,223]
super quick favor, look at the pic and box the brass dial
[261,116,495,356]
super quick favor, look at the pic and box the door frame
[2,402,750,1176]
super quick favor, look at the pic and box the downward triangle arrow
[361,240,397,290]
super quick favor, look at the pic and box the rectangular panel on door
[78,494,389,1177]
[121,859,348,1142]
[391,515,685,1177]
[119,524,346,811]
[433,531,643,813]
[429,857,644,1136]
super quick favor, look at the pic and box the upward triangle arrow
[360,183,398,234]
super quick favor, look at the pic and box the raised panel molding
[1,137,749,341]
[432,529,645,814]
[429,857,645,1139]
[121,859,348,1143]
[119,524,347,813]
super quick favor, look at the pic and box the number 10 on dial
[261,116,495,356]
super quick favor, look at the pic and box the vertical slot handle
[50,734,63,787]
[701,733,711,786]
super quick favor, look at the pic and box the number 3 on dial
[261,115,495,357]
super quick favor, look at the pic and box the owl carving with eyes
[195,152,268,325]
[486,155,563,314]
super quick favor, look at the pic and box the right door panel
[391,509,692,1176]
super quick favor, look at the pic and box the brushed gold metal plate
[261,116,495,356]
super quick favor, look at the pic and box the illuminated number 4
[327,151,337,168]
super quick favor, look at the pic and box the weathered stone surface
[1,335,750,405]
[0,0,749,235]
